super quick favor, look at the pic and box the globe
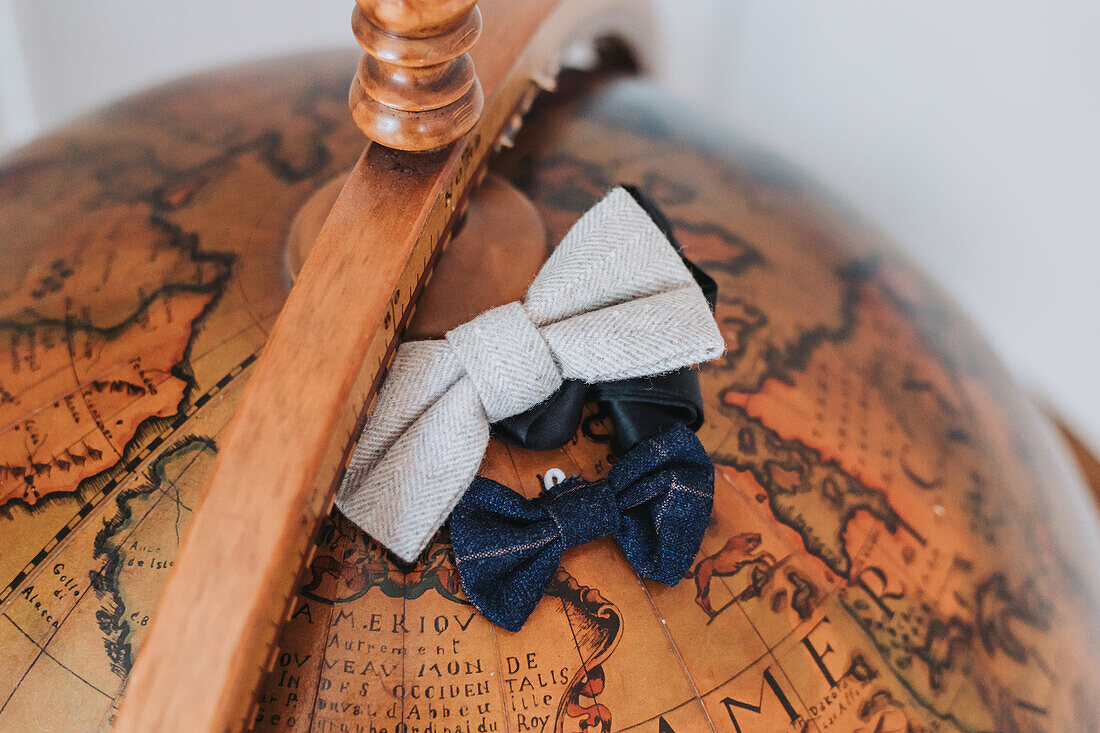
[1,51,1098,732]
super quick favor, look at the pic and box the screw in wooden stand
[349,0,485,151]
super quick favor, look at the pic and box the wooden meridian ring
[285,172,549,333]
[114,2,655,730]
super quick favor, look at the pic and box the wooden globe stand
[114,2,654,730]
[349,0,486,151]
[285,172,549,334]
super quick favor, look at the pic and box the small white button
[543,468,567,491]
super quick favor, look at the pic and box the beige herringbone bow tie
[337,187,724,561]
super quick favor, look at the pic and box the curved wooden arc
[1054,416,1100,506]
[113,1,654,731]
[286,173,549,337]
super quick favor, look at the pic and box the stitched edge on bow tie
[668,479,712,500]
[453,536,556,564]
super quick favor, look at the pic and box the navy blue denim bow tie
[450,423,714,631]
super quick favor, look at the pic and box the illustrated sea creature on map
[688,528,823,623]
[562,666,610,732]
[688,531,777,618]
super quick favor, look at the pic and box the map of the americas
[1,51,1099,732]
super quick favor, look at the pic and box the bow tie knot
[445,301,562,423]
[540,477,619,549]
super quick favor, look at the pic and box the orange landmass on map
[723,284,963,508]
[0,203,227,326]
[0,288,216,506]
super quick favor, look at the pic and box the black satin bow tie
[492,185,717,455]
[450,424,714,631]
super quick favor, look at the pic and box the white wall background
[1,0,1098,447]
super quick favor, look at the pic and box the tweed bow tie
[450,424,714,631]
[337,187,724,562]
[493,186,719,455]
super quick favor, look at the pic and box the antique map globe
[2,52,1099,732]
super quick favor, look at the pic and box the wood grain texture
[286,172,549,338]
[113,2,654,730]
[349,0,484,150]
[356,0,478,38]
[357,52,476,112]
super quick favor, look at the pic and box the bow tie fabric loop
[337,187,724,563]
[450,424,714,631]
[541,477,620,549]
[597,370,707,451]
[490,345,710,454]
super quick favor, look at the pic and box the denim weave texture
[450,423,714,631]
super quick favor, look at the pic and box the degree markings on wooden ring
[245,114,509,698]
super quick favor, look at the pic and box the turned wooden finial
[349,0,484,151]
